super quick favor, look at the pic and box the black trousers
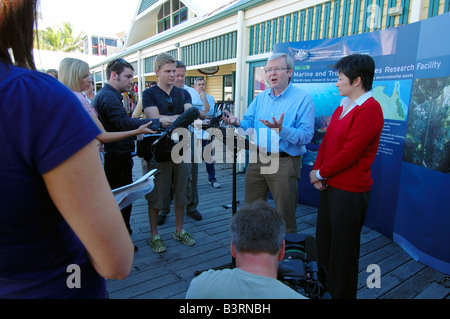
[315,186,370,299]
[104,152,134,235]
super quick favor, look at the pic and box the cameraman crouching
[186,201,307,299]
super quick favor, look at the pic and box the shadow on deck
[106,157,449,300]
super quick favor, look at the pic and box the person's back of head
[46,69,58,79]
[230,201,286,256]
[0,0,37,69]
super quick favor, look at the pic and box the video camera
[277,234,331,299]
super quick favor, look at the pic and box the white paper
[112,169,158,210]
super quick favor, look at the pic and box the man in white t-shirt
[186,201,308,299]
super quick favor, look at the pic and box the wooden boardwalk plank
[105,157,449,299]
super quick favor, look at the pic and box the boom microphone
[152,107,200,146]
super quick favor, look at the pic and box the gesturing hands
[223,110,240,127]
[222,111,285,132]
[260,113,284,132]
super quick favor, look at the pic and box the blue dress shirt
[239,83,315,155]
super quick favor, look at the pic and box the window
[158,2,170,20]
[104,38,117,47]
[91,36,118,55]
[91,36,99,55]
[186,76,196,87]
[157,0,188,33]
[223,74,235,101]
[172,0,180,11]
[173,7,187,26]
[158,17,170,33]
[252,66,268,99]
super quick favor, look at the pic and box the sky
[38,0,141,36]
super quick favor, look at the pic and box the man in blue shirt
[194,77,221,189]
[223,52,315,233]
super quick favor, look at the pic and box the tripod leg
[232,145,237,215]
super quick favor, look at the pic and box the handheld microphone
[209,114,222,127]
[152,107,200,146]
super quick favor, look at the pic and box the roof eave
[90,0,269,69]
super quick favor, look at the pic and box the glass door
[248,60,269,104]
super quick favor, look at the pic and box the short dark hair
[106,58,134,80]
[334,54,375,91]
[175,60,186,69]
[230,201,286,255]
[194,77,205,85]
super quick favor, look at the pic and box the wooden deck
[105,156,449,299]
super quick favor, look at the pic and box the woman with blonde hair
[59,57,156,145]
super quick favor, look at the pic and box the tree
[38,22,86,53]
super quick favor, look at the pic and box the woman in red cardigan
[310,54,384,299]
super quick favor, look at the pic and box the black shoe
[157,214,167,225]
[187,210,202,221]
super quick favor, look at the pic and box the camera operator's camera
[277,234,331,299]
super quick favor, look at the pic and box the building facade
[90,0,450,120]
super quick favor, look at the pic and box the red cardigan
[313,97,384,192]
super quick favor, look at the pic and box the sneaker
[210,181,221,188]
[174,229,195,246]
[187,210,202,221]
[150,235,166,253]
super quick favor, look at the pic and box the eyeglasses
[264,67,290,73]
[166,96,173,111]
[109,58,127,72]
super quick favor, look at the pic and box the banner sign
[275,12,450,274]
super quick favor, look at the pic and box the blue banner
[276,12,450,274]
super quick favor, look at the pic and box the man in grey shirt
[186,201,307,299]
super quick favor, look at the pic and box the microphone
[209,114,222,127]
[152,107,200,146]
[305,236,319,281]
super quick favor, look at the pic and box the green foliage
[403,77,450,173]
[38,22,86,53]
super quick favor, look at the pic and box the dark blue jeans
[203,139,216,182]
